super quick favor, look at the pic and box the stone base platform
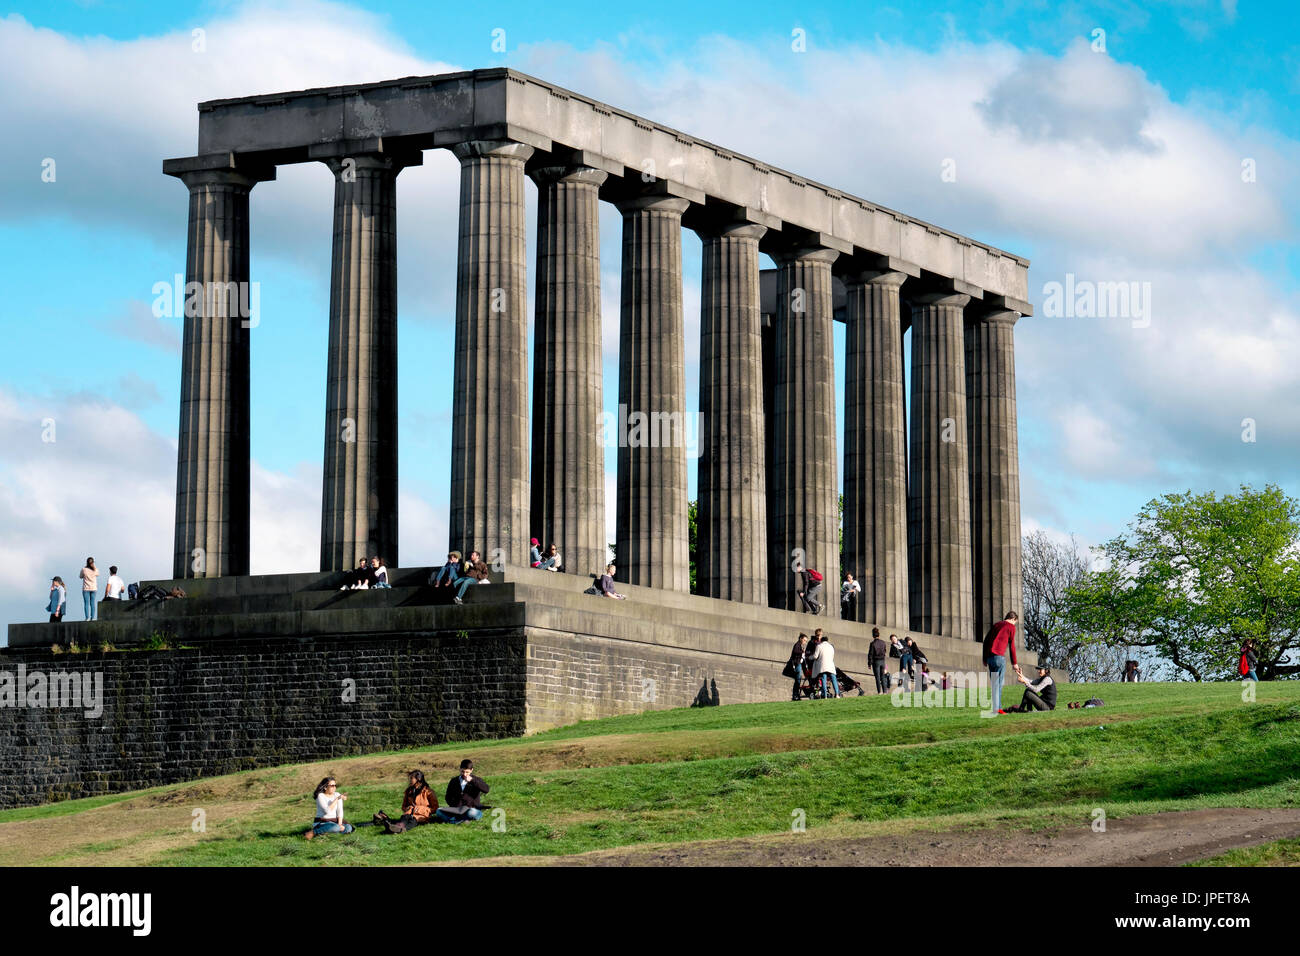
[0,567,1034,808]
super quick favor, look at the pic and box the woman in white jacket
[812,635,840,699]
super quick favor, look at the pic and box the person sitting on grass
[436,759,490,824]
[372,770,439,834]
[305,776,353,838]
[1005,665,1057,712]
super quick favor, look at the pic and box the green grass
[2,681,1297,866]
[1190,837,1300,866]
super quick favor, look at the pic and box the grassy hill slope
[2,682,1298,866]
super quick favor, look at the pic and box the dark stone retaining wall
[0,631,526,809]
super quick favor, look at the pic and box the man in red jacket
[981,611,1021,715]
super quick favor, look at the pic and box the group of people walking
[46,557,127,622]
[307,759,491,838]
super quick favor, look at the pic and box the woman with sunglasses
[305,776,353,838]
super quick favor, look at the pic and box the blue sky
[1,0,1297,633]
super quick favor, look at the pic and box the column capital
[771,245,840,267]
[529,164,608,188]
[967,304,1021,326]
[695,220,767,242]
[912,291,971,309]
[843,269,908,290]
[615,194,691,216]
[452,139,535,163]
[164,153,276,190]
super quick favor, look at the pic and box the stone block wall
[0,631,526,809]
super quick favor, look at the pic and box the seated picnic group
[307,759,491,838]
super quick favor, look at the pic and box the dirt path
[474,808,1300,867]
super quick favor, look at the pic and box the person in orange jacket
[373,770,439,834]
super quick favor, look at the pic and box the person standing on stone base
[46,576,67,623]
[840,572,861,619]
[79,557,98,621]
[867,627,889,694]
[103,565,127,602]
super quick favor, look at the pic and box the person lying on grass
[305,775,352,838]
[436,759,490,823]
[372,769,439,834]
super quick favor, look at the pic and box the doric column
[166,160,270,579]
[450,139,533,567]
[843,270,909,627]
[529,163,608,578]
[615,195,690,591]
[319,152,415,571]
[697,221,768,603]
[908,291,975,638]
[966,305,1023,641]
[768,246,840,611]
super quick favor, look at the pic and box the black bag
[781,660,798,679]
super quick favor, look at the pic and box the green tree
[1064,485,1300,681]
[688,498,698,593]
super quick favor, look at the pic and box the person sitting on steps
[453,551,491,605]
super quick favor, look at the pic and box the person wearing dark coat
[867,627,889,694]
[787,633,810,701]
[437,759,490,823]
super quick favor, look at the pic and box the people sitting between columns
[811,630,840,698]
[305,775,352,838]
[372,770,439,834]
[453,551,491,605]
[797,565,824,615]
[103,565,127,603]
[595,564,626,599]
[541,543,562,572]
[840,572,861,619]
[430,551,462,587]
[529,537,543,568]
[371,556,390,589]
[1007,665,1057,712]
[786,632,810,701]
[868,627,889,694]
[340,558,374,590]
[436,759,490,824]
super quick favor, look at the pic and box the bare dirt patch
[486,808,1300,867]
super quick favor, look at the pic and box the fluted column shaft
[966,307,1023,640]
[843,271,909,627]
[697,222,768,603]
[530,165,608,578]
[615,195,690,591]
[320,155,403,571]
[172,169,257,578]
[908,292,975,637]
[450,140,533,566]
[768,247,839,610]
